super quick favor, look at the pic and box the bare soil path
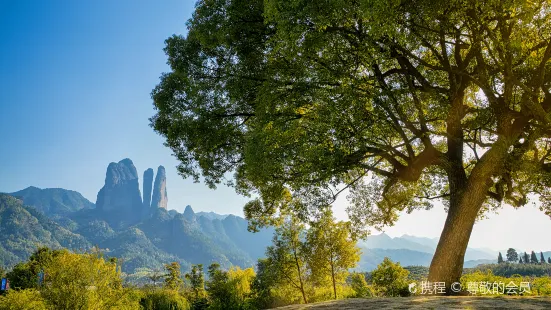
[271,296,551,309]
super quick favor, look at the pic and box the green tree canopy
[531,251,540,264]
[265,217,309,304]
[506,248,519,263]
[306,210,360,299]
[152,0,551,286]
[164,262,183,291]
[7,247,66,290]
[370,257,409,297]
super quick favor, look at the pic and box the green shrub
[140,289,191,310]
[370,257,410,297]
[460,270,539,296]
[350,272,372,298]
[0,289,47,310]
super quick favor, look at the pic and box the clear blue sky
[0,0,249,215]
[1,1,550,252]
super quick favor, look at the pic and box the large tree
[151,0,551,287]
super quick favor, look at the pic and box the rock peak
[151,165,167,210]
[96,158,142,218]
[142,168,154,213]
[183,205,195,221]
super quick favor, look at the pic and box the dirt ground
[270,296,551,309]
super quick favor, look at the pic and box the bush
[460,270,541,296]
[140,289,191,310]
[0,289,47,310]
[532,277,551,296]
[370,257,410,297]
[465,263,551,277]
[41,251,140,309]
[350,272,372,298]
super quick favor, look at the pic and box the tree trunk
[330,260,337,299]
[427,192,481,291]
[428,138,512,292]
[293,247,308,304]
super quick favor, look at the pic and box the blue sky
[0,0,249,215]
[1,0,550,252]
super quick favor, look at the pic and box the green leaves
[152,0,551,235]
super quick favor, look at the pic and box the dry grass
[270,296,551,309]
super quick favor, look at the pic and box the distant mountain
[463,259,496,268]
[0,190,274,273]
[0,194,91,267]
[359,233,435,253]
[358,248,434,271]
[0,158,275,275]
[9,186,95,217]
[400,234,438,248]
[356,233,499,271]
[360,233,496,261]
[196,211,229,220]
[357,247,497,271]
[0,158,517,277]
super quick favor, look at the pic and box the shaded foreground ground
[271,296,551,309]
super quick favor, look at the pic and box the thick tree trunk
[428,139,512,292]
[427,193,481,291]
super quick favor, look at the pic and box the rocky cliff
[151,165,167,210]
[96,159,143,220]
[142,168,154,211]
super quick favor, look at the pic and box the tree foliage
[140,289,190,310]
[6,247,66,290]
[164,262,183,291]
[349,272,371,298]
[40,250,138,310]
[305,210,360,299]
[0,289,47,310]
[507,248,519,262]
[205,264,255,310]
[264,217,309,304]
[370,257,410,297]
[151,0,551,284]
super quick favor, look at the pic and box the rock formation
[96,158,143,216]
[142,168,154,209]
[151,165,168,210]
[183,205,196,221]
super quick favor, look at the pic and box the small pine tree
[531,251,539,264]
[498,252,504,264]
[541,252,546,264]
[548,257,551,264]
[519,257,523,264]
[524,252,530,264]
